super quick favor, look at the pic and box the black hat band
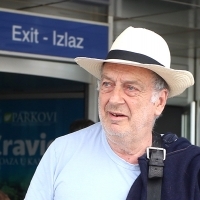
[106,50,164,66]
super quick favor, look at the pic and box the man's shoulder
[45,122,104,161]
[54,122,103,146]
[68,121,103,138]
[162,132,200,158]
[162,132,190,148]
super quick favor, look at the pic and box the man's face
[98,63,166,142]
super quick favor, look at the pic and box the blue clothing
[24,122,140,200]
[127,133,200,200]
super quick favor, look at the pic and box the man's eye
[100,81,113,92]
[127,85,135,91]
[102,82,111,87]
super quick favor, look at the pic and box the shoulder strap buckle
[146,147,166,160]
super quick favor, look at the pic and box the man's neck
[106,133,152,164]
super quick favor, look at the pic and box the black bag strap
[126,133,177,200]
[146,132,166,200]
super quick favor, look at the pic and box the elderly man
[25,27,200,200]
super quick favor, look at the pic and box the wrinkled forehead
[101,62,156,79]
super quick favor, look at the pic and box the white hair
[150,71,169,103]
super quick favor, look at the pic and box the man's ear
[154,89,168,116]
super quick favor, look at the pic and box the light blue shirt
[24,122,140,200]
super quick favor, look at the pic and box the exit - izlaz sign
[0,8,109,61]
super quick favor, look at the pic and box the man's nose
[109,86,125,104]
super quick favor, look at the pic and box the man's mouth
[110,112,125,117]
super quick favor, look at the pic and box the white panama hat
[75,26,194,98]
